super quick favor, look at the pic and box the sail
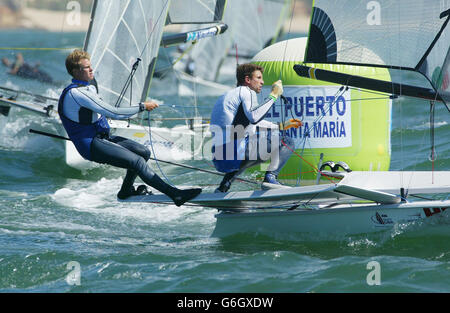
[303,0,450,106]
[226,0,291,59]
[181,0,292,82]
[84,0,170,107]
[167,0,226,24]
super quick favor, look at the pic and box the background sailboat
[155,0,293,97]
[0,0,229,169]
[210,0,450,236]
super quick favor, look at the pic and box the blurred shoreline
[0,7,91,32]
[0,1,310,34]
[20,7,91,32]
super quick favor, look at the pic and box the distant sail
[167,0,226,24]
[84,0,170,107]
[227,0,291,58]
[185,0,292,82]
[84,0,228,107]
[303,0,450,106]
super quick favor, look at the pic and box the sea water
[0,30,449,293]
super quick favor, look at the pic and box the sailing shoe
[145,174,201,206]
[214,172,237,193]
[261,173,290,190]
[169,188,202,206]
[117,185,152,200]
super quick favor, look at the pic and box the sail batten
[86,0,111,59]
[84,0,170,108]
[121,20,141,56]
[92,8,130,74]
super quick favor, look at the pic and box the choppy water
[0,30,449,293]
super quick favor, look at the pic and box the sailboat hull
[65,119,212,169]
[212,200,450,238]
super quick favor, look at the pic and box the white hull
[0,97,211,170]
[212,200,450,237]
[121,171,449,238]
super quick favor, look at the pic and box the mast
[83,0,98,51]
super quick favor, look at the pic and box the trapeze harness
[58,79,143,160]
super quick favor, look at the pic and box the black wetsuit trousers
[90,135,153,193]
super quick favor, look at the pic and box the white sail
[177,0,292,83]
[84,0,170,107]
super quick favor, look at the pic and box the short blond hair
[65,49,90,76]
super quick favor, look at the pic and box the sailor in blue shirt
[210,63,302,192]
[59,49,201,206]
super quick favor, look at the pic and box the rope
[147,111,174,186]
[139,0,170,59]
[429,100,436,184]
[277,0,297,138]
[280,86,347,183]
[171,41,196,67]
[280,139,338,185]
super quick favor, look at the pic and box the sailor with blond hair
[59,49,201,205]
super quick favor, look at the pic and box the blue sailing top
[58,79,144,160]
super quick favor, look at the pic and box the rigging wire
[429,100,437,183]
[278,0,297,137]
[268,0,304,185]
[110,0,182,185]
[147,111,175,186]
[139,0,170,60]
[0,47,79,50]
[114,0,170,108]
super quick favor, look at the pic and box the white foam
[0,189,28,198]
[410,121,448,131]
[52,177,216,227]
[0,110,62,154]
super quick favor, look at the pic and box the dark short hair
[236,63,264,86]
